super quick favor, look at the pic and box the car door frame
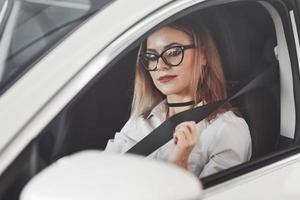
[0,0,174,175]
[1,0,300,193]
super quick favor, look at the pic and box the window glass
[0,1,292,199]
[36,1,280,174]
[39,1,281,171]
[0,0,113,95]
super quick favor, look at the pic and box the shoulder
[215,111,249,132]
[207,111,249,135]
[120,113,162,142]
[120,115,149,132]
[202,111,251,153]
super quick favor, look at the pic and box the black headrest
[195,2,277,82]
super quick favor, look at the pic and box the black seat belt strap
[126,66,278,156]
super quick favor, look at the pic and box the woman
[105,18,251,177]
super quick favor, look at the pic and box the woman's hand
[168,121,198,169]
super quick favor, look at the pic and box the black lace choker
[167,100,195,107]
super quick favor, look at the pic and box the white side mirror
[20,151,203,200]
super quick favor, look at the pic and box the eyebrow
[146,42,182,53]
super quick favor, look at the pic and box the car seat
[198,2,280,159]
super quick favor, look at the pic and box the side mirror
[20,151,203,200]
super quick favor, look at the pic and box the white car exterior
[0,0,300,199]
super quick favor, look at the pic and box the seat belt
[126,66,278,156]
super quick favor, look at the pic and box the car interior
[0,1,298,199]
[41,1,282,159]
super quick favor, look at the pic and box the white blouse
[105,100,252,178]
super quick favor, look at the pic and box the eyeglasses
[139,44,195,71]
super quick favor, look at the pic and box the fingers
[174,129,186,145]
[175,121,197,141]
[176,125,190,141]
[169,121,198,168]
[184,121,197,141]
[173,121,198,147]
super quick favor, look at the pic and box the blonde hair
[131,18,230,120]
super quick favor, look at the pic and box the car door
[0,0,299,199]
[0,0,176,199]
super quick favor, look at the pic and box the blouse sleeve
[104,116,139,154]
[199,117,252,177]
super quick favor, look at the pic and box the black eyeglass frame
[139,44,195,71]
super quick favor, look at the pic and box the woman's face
[146,26,205,97]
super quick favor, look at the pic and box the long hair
[131,18,231,121]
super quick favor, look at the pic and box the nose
[156,57,170,71]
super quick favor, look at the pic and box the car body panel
[0,0,173,174]
[0,0,212,176]
[1,0,300,199]
[204,153,300,199]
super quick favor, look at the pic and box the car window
[37,1,281,173]
[0,0,113,96]
[0,1,298,199]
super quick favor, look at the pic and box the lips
[158,75,177,83]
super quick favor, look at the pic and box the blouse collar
[146,99,168,121]
[146,99,205,121]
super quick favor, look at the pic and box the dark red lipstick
[158,75,177,83]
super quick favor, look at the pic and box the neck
[166,94,194,118]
